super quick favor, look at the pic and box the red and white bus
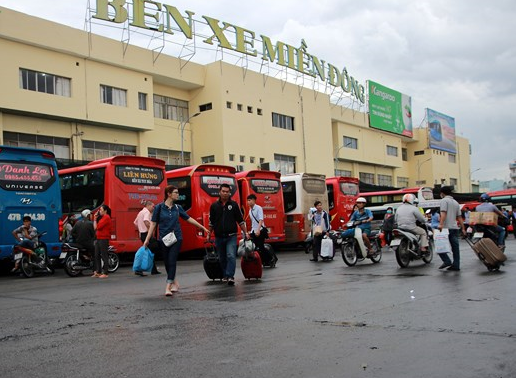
[281,173,328,245]
[166,164,240,253]
[236,170,285,244]
[59,156,166,253]
[360,186,434,206]
[326,176,360,230]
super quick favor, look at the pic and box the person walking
[438,186,466,271]
[208,183,248,286]
[247,194,277,267]
[144,185,209,297]
[134,201,161,276]
[308,200,331,262]
[93,204,112,278]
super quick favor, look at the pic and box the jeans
[438,229,460,269]
[495,225,506,246]
[161,239,182,283]
[215,235,237,278]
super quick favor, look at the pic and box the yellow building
[0,6,471,192]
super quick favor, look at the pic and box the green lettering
[203,16,233,49]
[131,0,160,31]
[163,5,195,38]
[327,64,341,87]
[234,26,257,56]
[311,55,325,81]
[261,35,287,66]
[93,0,128,23]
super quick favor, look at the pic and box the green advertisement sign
[368,80,413,137]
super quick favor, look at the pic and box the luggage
[320,237,334,260]
[241,251,263,279]
[203,242,224,280]
[260,243,278,268]
[466,237,506,271]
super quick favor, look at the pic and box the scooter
[471,224,504,251]
[12,231,55,278]
[339,221,382,266]
[390,223,434,268]
[61,242,119,277]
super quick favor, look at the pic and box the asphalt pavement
[1,238,515,378]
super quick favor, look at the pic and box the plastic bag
[237,239,255,257]
[133,246,154,272]
[434,229,451,254]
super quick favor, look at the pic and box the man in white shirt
[134,201,160,275]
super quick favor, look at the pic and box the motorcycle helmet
[479,193,491,202]
[356,197,367,204]
[402,193,415,205]
[81,209,92,218]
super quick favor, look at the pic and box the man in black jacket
[71,209,95,258]
[208,183,248,286]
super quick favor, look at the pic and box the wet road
[1,238,515,378]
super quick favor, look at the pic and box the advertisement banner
[368,80,413,137]
[426,108,456,153]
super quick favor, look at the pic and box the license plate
[14,253,22,260]
[390,239,401,247]
[473,232,484,238]
[59,252,67,259]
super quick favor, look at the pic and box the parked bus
[281,173,328,245]
[59,156,166,253]
[0,146,62,261]
[166,164,240,253]
[326,176,360,230]
[236,170,285,243]
[360,186,434,206]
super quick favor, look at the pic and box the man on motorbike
[342,197,373,253]
[475,193,507,248]
[70,209,95,259]
[11,215,39,272]
[395,194,429,252]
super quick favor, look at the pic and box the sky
[2,0,515,182]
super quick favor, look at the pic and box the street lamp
[470,168,481,191]
[416,157,432,183]
[180,112,200,166]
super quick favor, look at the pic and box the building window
[199,103,212,112]
[334,169,352,177]
[82,140,136,161]
[201,155,215,164]
[260,158,265,164]
[257,108,263,116]
[240,155,245,163]
[274,154,296,174]
[247,106,253,113]
[343,136,358,149]
[19,68,71,97]
[402,148,408,161]
[226,101,232,109]
[100,85,127,106]
[237,104,243,111]
[450,178,458,187]
[377,174,393,186]
[414,150,425,156]
[153,94,189,121]
[229,154,235,162]
[138,92,147,110]
[250,156,255,164]
[386,145,398,157]
[272,112,295,130]
[449,154,456,163]
[3,131,70,160]
[148,147,189,166]
[359,172,375,184]
[397,177,409,188]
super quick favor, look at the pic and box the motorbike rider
[475,193,507,248]
[11,215,39,272]
[70,209,95,259]
[394,194,429,252]
[342,197,373,253]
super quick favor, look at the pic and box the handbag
[434,229,451,254]
[162,231,177,247]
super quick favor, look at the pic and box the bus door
[237,170,285,244]
[0,146,62,260]
[326,176,359,230]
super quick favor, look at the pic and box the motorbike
[12,231,55,278]
[339,221,382,266]
[390,223,434,268]
[471,224,505,252]
[60,242,120,277]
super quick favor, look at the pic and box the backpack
[382,215,395,232]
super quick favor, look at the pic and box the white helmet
[402,193,415,205]
[81,209,91,218]
[356,197,367,204]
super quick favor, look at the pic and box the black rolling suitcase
[203,241,224,280]
[260,243,278,267]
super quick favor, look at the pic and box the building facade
[0,6,472,191]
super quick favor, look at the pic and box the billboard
[426,108,456,153]
[368,80,413,137]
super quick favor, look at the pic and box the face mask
[387,210,392,214]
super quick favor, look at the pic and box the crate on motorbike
[469,212,498,226]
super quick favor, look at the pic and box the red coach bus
[59,156,166,253]
[326,176,360,230]
[236,170,285,244]
[166,164,240,253]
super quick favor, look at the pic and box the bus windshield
[340,181,359,196]
[250,179,280,194]
[0,161,56,191]
[115,165,164,186]
[302,178,326,194]
[200,175,238,197]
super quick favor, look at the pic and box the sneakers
[438,263,451,269]
[309,258,318,262]
[134,271,146,276]
[227,277,235,286]
[447,266,460,271]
